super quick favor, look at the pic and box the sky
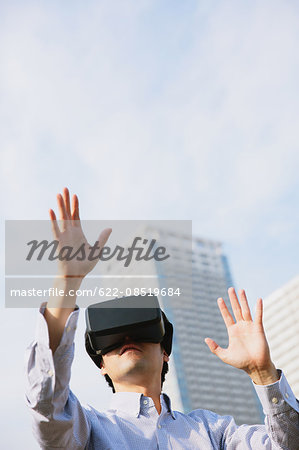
[1,0,299,448]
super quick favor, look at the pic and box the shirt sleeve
[24,302,91,449]
[221,370,299,449]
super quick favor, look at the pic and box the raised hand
[205,287,279,385]
[45,188,112,353]
[49,187,112,278]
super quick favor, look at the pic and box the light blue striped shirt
[24,304,299,449]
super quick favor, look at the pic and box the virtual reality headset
[85,295,173,369]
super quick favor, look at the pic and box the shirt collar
[162,393,176,419]
[108,392,176,419]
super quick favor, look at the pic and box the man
[25,188,299,449]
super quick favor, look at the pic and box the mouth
[120,344,142,355]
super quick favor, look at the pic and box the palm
[222,319,270,371]
[57,225,95,277]
[205,288,272,374]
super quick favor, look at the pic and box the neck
[113,380,162,414]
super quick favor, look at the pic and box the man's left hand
[205,287,279,385]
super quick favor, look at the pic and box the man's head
[84,295,173,393]
[100,337,169,393]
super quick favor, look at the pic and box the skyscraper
[263,275,299,398]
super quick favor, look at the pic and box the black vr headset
[85,295,173,369]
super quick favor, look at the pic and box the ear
[100,367,107,376]
[100,359,107,375]
[163,351,169,363]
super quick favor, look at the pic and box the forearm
[44,276,83,353]
[25,304,90,448]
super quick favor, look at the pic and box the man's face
[100,336,169,387]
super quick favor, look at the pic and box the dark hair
[103,345,169,393]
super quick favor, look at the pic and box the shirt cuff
[35,302,80,348]
[253,369,299,414]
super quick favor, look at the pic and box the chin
[120,357,148,376]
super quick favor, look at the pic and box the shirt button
[272,397,278,404]
[285,393,289,399]
[47,369,53,376]
[158,424,162,429]
[143,400,148,405]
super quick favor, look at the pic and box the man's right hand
[45,187,112,353]
[49,187,112,278]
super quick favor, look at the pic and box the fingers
[228,287,244,322]
[49,209,60,238]
[254,297,263,325]
[217,297,235,328]
[204,338,226,360]
[96,228,112,248]
[55,188,78,230]
[204,337,218,352]
[71,194,80,224]
[90,229,112,258]
[57,193,68,221]
[238,289,252,321]
[63,187,72,218]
